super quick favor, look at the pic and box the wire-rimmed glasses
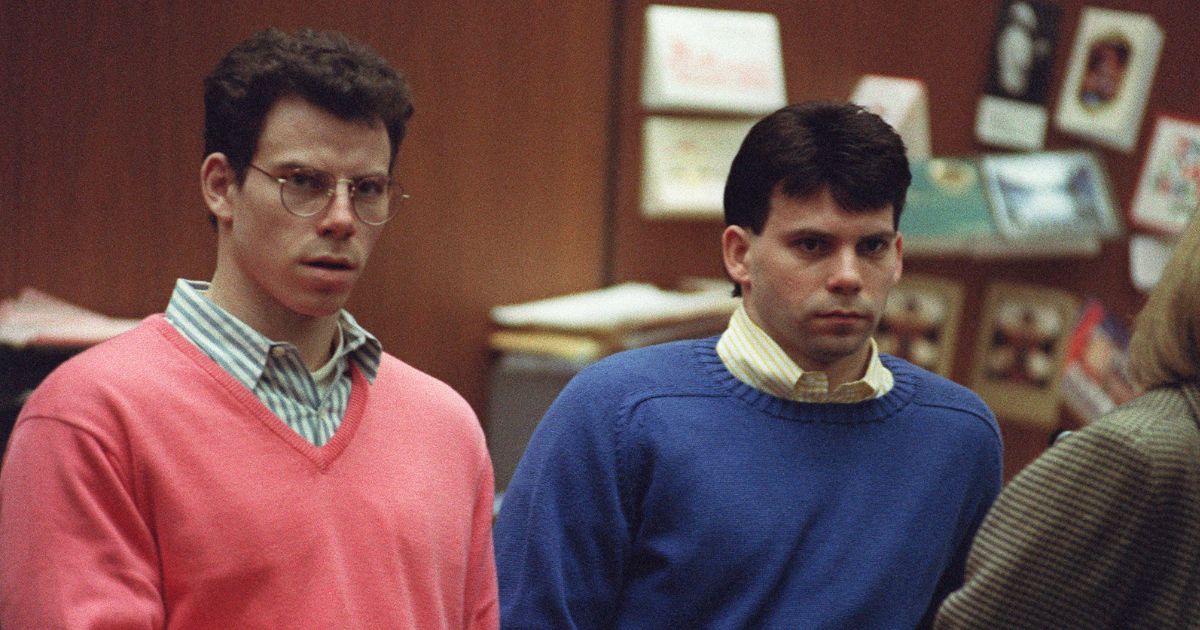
[248,163,406,226]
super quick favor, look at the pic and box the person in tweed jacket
[934,214,1200,629]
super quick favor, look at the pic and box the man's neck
[203,282,341,371]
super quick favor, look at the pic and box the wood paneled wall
[0,2,614,414]
[4,1,1198,478]
[611,0,1200,477]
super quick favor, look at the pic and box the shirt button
[271,347,287,358]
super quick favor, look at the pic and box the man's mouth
[303,257,355,271]
[817,309,867,319]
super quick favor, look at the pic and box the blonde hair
[1129,214,1200,388]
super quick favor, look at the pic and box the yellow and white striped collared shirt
[716,303,893,403]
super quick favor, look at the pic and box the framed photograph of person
[975,0,1062,151]
[978,151,1120,252]
[876,274,965,378]
[1054,7,1163,153]
[1129,114,1200,236]
[640,115,756,219]
[970,282,1081,428]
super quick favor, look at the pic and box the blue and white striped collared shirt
[164,279,381,446]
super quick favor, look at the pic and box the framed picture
[1130,114,1200,235]
[1054,7,1163,153]
[979,151,1120,245]
[640,4,786,114]
[640,115,756,219]
[971,282,1080,428]
[876,274,965,377]
[975,0,1062,151]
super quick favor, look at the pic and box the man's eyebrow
[274,162,390,179]
[860,230,898,240]
[778,228,897,240]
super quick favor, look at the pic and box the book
[902,155,1107,259]
[900,157,996,256]
[1059,300,1140,424]
[977,150,1120,253]
[1054,7,1164,153]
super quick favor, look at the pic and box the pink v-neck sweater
[0,315,498,629]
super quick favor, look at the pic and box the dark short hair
[724,101,910,235]
[203,28,414,183]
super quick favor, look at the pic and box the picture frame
[971,282,1080,428]
[975,0,1062,151]
[876,274,965,377]
[1054,7,1163,153]
[978,151,1120,247]
[640,115,756,219]
[640,4,786,114]
[1129,114,1200,235]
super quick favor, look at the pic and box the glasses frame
[247,163,407,226]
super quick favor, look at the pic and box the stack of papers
[489,282,739,362]
[0,288,142,348]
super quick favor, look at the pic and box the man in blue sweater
[494,102,1003,629]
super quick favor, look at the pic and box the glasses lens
[279,170,335,216]
[353,178,401,225]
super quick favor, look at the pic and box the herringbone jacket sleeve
[934,385,1200,630]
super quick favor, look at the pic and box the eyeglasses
[248,163,407,226]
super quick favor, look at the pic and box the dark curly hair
[203,28,414,183]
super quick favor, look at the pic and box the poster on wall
[1129,115,1200,236]
[640,116,756,219]
[974,0,1062,151]
[641,4,787,113]
[971,282,1080,428]
[1054,7,1164,153]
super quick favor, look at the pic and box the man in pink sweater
[0,29,498,629]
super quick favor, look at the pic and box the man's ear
[722,225,753,287]
[893,232,904,283]
[200,153,237,226]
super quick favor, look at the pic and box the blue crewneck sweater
[495,336,1002,630]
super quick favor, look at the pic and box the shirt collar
[716,302,892,403]
[164,279,382,388]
